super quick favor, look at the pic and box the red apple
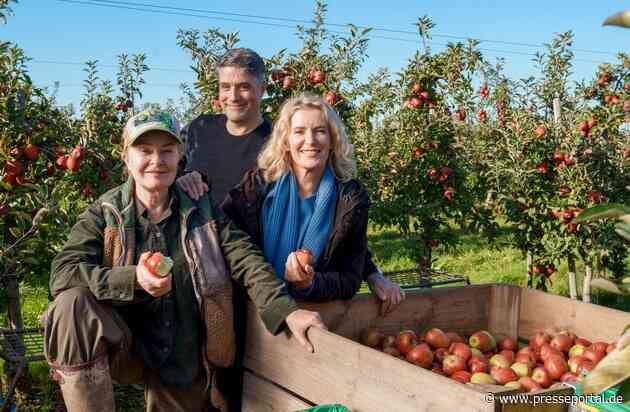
[500,350,515,364]
[560,372,578,384]
[531,367,552,388]
[449,342,472,362]
[470,372,496,385]
[591,342,608,354]
[396,330,418,355]
[406,343,433,368]
[539,344,562,362]
[451,370,471,384]
[425,328,451,349]
[576,360,595,376]
[510,362,530,378]
[544,355,568,380]
[519,376,542,392]
[515,353,537,369]
[324,91,338,106]
[446,332,464,344]
[568,356,587,374]
[499,337,518,351]
[550,334,573,354]
[582,348,605,365]
[492,367,519,385]
[569,344,586,358]
[443,354,467,376]
[5,160,24,176]
[24,144,39,161]
[489,354,511,369]
[575,338,592,347]
[469,331,496,352]
[469,357,489,374]
[534,126,545,138]
[282,77,294,89]
[434,347,448,363]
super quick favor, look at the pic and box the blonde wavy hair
[258,92,356,183]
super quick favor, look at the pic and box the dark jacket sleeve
[49,203,136,301]
[211,199,298,335]
[362,250,379,280]
[289,188,369,302]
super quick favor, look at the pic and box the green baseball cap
[124,109,183,145]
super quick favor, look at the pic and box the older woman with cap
[42,109,325,412]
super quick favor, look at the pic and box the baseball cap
[124,109,183,145]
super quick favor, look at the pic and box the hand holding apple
[136,251,172,297]
[286,249,315,289]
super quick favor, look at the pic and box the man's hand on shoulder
[177,171,209,200]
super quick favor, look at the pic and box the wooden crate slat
[242,371,311,412]
[518,288,630,342]
[488,284,521,340]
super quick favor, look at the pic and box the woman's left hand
[285,252,315,289]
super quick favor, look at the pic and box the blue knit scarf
[262,165,337,280]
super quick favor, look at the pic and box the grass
[1,223,629,410]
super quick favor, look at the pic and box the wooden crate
[242,284,630,412]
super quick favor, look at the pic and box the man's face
[218,66,266,125]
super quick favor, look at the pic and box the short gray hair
[217,48,266,83]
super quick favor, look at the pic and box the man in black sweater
[177,48,404,410]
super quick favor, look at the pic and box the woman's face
[124,131,181,194]
[287,108,331,177]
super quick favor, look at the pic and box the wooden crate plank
[298,284,494,341]
[488,284,521,340]
[242,371,311,412]
[244,301,494,412]
[518,288,630,342]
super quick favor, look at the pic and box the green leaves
[574,203,630,224]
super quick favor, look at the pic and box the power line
[52,0,613,65]
[72,0,618,56]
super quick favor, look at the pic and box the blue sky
[2,1,628,111]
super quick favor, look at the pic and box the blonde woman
[223,92,376,301]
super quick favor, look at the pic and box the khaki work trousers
[43,287,216,412]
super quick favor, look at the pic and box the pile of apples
[360,327,616,392]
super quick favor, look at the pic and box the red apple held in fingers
[396,330,418,355]
[446,332,464,344]
[511,362,530,378]
[544,355,568,380]
[361,327,384,348]
[425,328,451,349]
[470,372,496,385]
[519,376,542,392]
[499,337,518,351]
[449,342,472,362]
[406,343,433,368]
[451,370,471,384]
[531,367,552,388]
[550,334,573,354]
[492,367,519,385]
[582,348,605,365]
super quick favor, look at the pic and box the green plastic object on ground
[296,404,351,412]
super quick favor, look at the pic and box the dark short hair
[217,48,266,83]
